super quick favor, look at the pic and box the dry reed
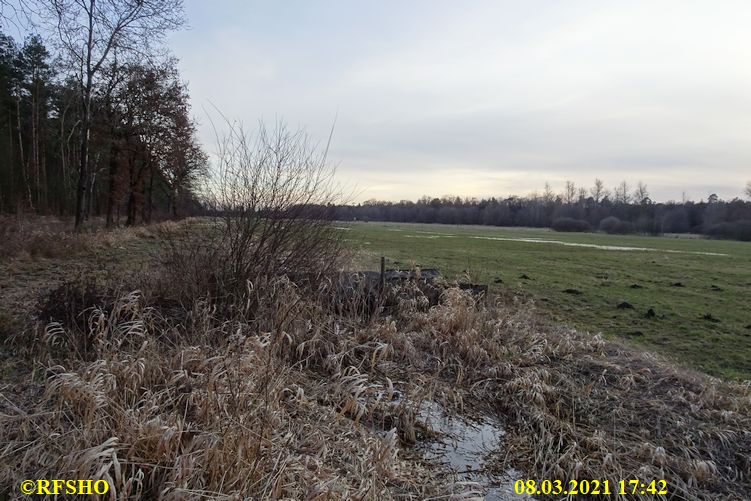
[1,266,749,499]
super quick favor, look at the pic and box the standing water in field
[375,230,729,256]
[468,236,729,256]
[417,401,533,500]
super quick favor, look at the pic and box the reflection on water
[418,401,533,500]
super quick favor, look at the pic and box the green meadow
[344,222,751,379]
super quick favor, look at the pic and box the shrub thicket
[705,220,751,241]
[551,217,591,232]
[599,216,635,234]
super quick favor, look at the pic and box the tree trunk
[7,114,14,210]
[16,96,32,210]
[59,103,67,213]
[169,185,178,219]
[106,136,119,227]
[74,0,96,230]
[31,84,39,211]
[74,87,92,229]
[88,169,97,219]
[125,152,139,226]
[39,104,47,213]
[143,164,154,223]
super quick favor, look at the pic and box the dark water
[418,401,533,500]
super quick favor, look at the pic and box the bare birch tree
[614,180,631,204]
[590,178,606,203]
[633,181,650,204]
[563,180,576,204]
[35,0,184,228]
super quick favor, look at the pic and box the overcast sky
[169,0,751,203]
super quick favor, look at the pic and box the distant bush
[704,220,751,241]
[598,216,620,233]
[598,216,634,234]
[551,218,591,232]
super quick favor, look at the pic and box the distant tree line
[333,179,751,241]
[0,0,206,227]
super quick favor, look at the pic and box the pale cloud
[170,0,751,202]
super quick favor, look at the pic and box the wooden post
[380,256,385,292]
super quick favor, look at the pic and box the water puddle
[402,231,459,239]
[417,401,533,500]
[469,236,729,256]
[413,230,458,236]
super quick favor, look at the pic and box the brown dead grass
[1,281,449,499]
[0,215,89,260]
[0,222,750,500]
[394,289,751,499]
[0,214,185,261]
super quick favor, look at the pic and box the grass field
[344,222,751,379]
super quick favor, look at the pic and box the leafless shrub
[159,120,348,307]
